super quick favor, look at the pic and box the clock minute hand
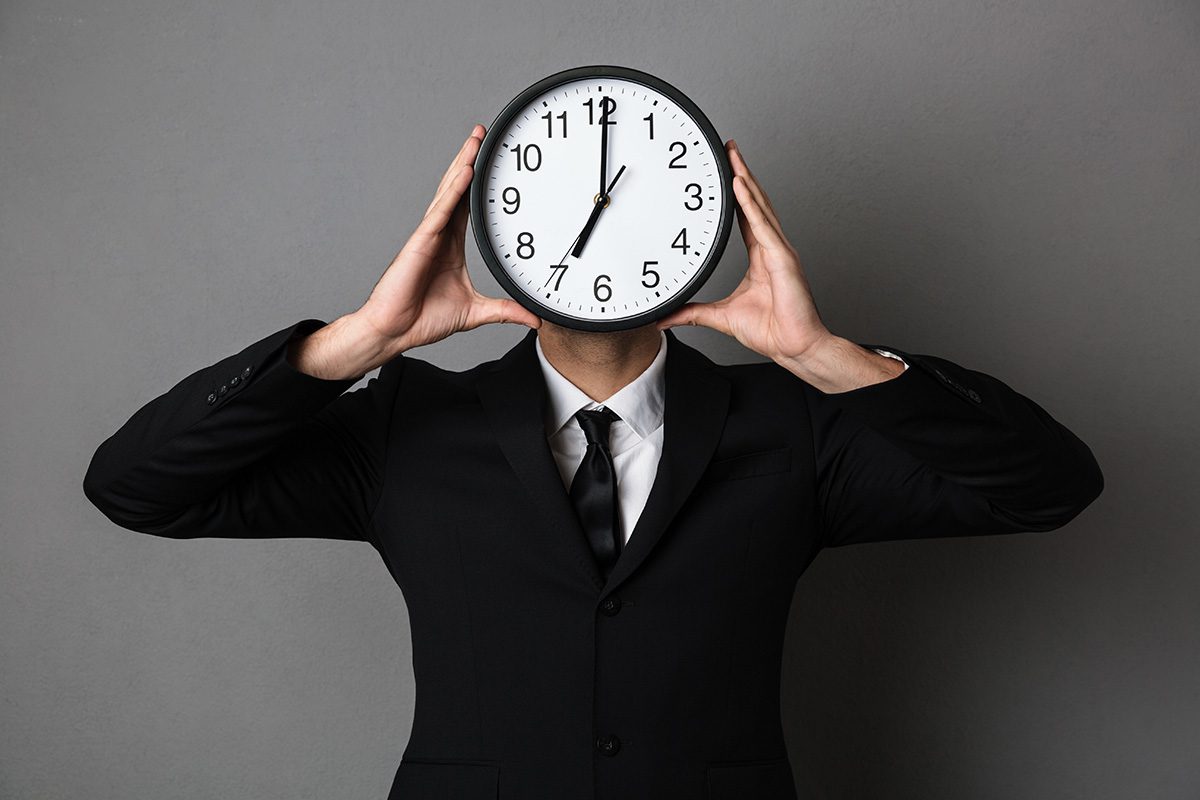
[571,164,626,259]
[598,95,611,196]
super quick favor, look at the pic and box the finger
[727,141,786,241]
[449,159,475,232]
[727,140,778,218]
[418,163,473,237]
[425,125,486,217]
[654,301,731,335]
[436,124,485,196]
[449,179,472,241]
[425,133,474,217]
[733,191,758,251]
[425,131,482,219]
[466,295,542,330]
[732,175,788,255]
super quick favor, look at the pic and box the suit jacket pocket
[387,759,500,800]
[704,447,792,481]
[706,755,796,799]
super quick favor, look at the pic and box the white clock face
[476,74,730,328]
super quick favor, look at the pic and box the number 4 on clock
[671,228,689,252]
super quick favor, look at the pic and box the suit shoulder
[707,354,815,395]
[379,343,507,405]
[681,347,815,444]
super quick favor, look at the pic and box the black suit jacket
[83,319,1103,800]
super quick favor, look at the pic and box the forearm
[285,311,396,382]
[777,334,906,394]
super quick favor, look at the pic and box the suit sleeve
[802,342,1104,548]
[82,318,400,546]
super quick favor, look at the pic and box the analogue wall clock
[470,65,734,332]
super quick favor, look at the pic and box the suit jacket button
[206,392,217,405]
[599,595,621,616]
[242,366,252,378]
[595,734,621,756]
[230,375,241,387]
[967,389,981,402]
[218,384,228,395]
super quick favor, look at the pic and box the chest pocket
[707,755,796,798]
[703,447,792,481]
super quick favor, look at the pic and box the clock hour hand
[571,164,625,259]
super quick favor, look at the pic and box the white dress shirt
[534,333,908,546]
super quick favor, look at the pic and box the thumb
[466,295,542,331]
[655,301,729,335]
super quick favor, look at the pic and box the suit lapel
[602,329,730,595]
[475,327,731,597]
[476,329,607,591]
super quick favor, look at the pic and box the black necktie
[569,407,622,578]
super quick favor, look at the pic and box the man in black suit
[83,125,1103,800]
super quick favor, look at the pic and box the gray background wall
[3,0,1196,797]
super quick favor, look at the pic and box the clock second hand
[548,95,616,273]
[545,164,628,286]
[570,163,626,259]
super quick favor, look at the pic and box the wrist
[777,333,906,394]
[285,312,396,381]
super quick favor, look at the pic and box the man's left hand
[656,140,904,394]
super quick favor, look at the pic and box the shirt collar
[534,330,668,440]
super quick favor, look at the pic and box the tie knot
[575,406,620,446]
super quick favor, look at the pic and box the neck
[537,321,663,402]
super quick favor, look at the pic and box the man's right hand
[288,124,542,381]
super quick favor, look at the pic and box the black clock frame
[470,64,735,332]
